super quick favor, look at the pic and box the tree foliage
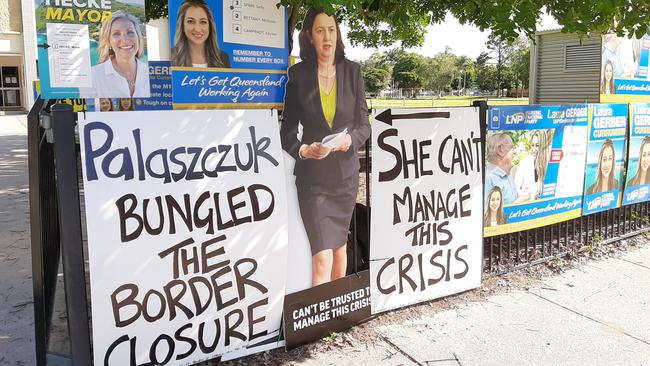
[392,52,425,93]
[362,67,391,94]
[146,0,650,50]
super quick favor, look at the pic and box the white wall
[20,0,38,109]
[146,18,170,61]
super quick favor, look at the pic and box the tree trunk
[287,5,302,55]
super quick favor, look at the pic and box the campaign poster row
[601,33,650,103]
[79,106,484,364]
[35,0,288,109]
[484,103,650,237]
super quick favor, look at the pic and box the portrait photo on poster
[87,11,151,98]
[36,0,151,99]
[170,0,231,68]
[280,7,371,289]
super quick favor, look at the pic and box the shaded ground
[0,116,36,366]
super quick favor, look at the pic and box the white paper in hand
[321,128,348,149]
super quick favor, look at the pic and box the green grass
[367,97,529,109]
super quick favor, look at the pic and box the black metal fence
[28,101,650,365]
[483,202,650,275]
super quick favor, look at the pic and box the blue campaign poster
[484,105,589,237]
[35,0,150,99]
[622,103,650,205]
[582,104,629,214]
[168,0,289,109]
[601,34,650,103]
[95,61,172,111]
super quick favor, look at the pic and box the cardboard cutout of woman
[281,8,371,287]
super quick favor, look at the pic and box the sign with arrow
[369,108,483,314]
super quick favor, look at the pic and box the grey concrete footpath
[287,247,650,366]
[303,247,650,366]
[0,114,35,366]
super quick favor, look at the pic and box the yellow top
[320,81,337,128]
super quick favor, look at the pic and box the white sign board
[46,23,92,88]
[80,110,288,365]
[370,108,483,314]
[222,0,285,48]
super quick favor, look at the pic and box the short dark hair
[298,8,345,63]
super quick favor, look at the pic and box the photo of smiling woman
[281,8,371,287]
[91,11,150,98]
[627,136,650,187]
[171,0,231,68]
[587,139,619,194]
[118,98,135,111]
[98,98,114,112]
[601,60,616,95]
[484,187,506,227]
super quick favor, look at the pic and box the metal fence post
[473,100,488,270]
[50,104,93,365]
[28,97,51,366]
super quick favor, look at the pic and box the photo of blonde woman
[91,11,150,98]
[171,0,231,68]
[515,129,553,200]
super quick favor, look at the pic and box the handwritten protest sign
[369,108,483,314]
[79,110,288,365]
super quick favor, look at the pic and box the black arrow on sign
[38,43,50,49]
[375,108,450,125]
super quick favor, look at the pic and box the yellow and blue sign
[601,34,650,103]
[168,0,288,109]
[484,105,589,237]
[622,103,650,205]
[582,104,628,214]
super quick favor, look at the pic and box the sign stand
[29,101,92,365]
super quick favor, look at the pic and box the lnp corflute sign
[369,108,483,314]
[79,110,288,365]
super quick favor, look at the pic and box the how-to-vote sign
[79,110,288,365]
[369,108,483,314]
